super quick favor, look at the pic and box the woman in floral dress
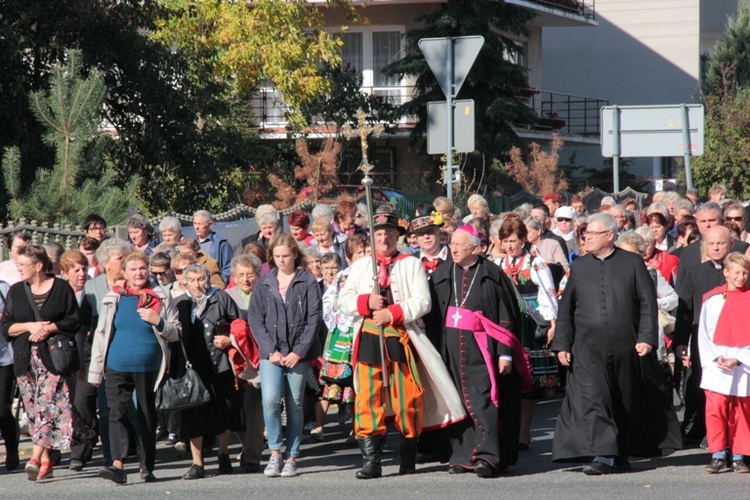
[495,219,558,448]
[319,234,369,442]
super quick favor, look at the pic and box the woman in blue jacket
[249,234,321,478]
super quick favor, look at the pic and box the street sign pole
[612,106,620,193]
[445,38,454,202]
[419,35,483,206]
[681,104,693,190]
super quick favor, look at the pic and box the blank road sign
[427,100,475,155]
[601,104,704,157]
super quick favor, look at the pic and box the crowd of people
[0,183,748,482]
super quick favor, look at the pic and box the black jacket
[248,268,322,362]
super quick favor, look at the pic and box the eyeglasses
[175,268,188,275]
[86,225,106,232]
[585,230,613,238]
[726,216,745,222]
[556,217,572,222]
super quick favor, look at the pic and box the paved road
[0,398,747,499]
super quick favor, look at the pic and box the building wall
[541,0,738,180]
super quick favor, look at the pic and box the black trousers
[242,384,264,466]
[105,368,158,472]
[0,363,18,454]
[70,372,101,463]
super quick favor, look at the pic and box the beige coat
[88,287,181,391]
[338,255,467,429]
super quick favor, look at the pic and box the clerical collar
[461,257,480,271]
[593,247,616,261]
[711,260,723,269]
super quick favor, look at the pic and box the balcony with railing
[249,85,606,140]
[505,0,597,26]
[514,88,607,138]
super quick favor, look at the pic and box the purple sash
[446,306,532,406]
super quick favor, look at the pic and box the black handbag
[24,282,81,376]
[155,335,211,411]
[508,277,552,342]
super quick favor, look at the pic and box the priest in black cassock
[674,225,733,441]
[429,225,528,477]
[551,213,681,475]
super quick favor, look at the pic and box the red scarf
[711,284,750,347]
[422,257,440,275]
[503,253,526,285]
[376,252,411,289]
[112,282,161,312]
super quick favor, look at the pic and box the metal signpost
[601,104,704,191]
[419,36,484,203]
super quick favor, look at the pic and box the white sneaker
[280,460,298,478]
[264,454,283,477]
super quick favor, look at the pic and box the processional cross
[341,108,384,175]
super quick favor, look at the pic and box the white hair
[193,210,213,223]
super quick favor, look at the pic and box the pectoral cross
[341,108,384,174]
[451,308,463,328]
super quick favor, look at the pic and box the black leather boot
[399,437,417,475]
[355,436,382,479]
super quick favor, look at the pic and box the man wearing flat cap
[338,205,465,480]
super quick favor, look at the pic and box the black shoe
[616,457,632,471]
[182,464,205,480]
[69,459,84,472]
[218,454,233,475]
[5,453,20,472]
[733,460,750,473]
[244,463,260,474]
[582,461,616,476]
[448,465,468,474]
[141,470,156,482]
[165,433,178,446]
[99,465,127,484]
[706,458,728,473]
[154,426,168,442]
[474,459,495,478]
[355,436,382,479]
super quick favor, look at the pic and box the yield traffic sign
[419,36,484,97]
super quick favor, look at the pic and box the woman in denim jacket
[249,234,321,478]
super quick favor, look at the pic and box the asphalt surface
[0,398,748,499]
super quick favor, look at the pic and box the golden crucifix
[341,108,388,387]
[341,108,384,175]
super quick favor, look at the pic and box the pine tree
[2,50,140,225]
[383,0,537,191]
[703,0,750,95]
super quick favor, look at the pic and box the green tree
[152,0,356,129]
[693,0,750,200]
[703,0,750,95]
[2,51,139,225]
[383,0,537,192]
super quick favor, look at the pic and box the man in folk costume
[551,213,681,475]
[338,207,465,479]
[429,225,530,477]
[698,253,750,474]
[411,210,451,463]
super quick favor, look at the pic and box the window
[339,27,405,102]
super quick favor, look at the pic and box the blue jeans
[259,360,309,459]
